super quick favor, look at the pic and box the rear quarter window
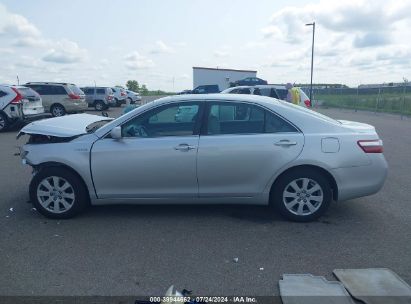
[0,90,7,98]
[96,88,105,94]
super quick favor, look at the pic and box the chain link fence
[308,86,411,118]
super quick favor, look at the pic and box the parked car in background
[25,82,87,117]
[19,94,387,222]
[192,85,220,94]
[177,90,192,95]
[125,90,142,104]
[111,87,127,107]
[81,87,115,110]
[0,85,49,131]
[174,105,198,122]
[231,77,267,87]
[221,85,312,108]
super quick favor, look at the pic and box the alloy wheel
[52,106,64,117]
[37,176,75,214]
[0,115,5,131]
[282,178,324,216]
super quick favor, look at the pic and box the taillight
[304,99,311,107]
[10,88,23,104]
[121,92,126,96]
[68,93,81,100]
[357,140,383,153]
[107,95,113,100]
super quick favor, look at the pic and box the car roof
[0,84,31,89]
[25,82,75,86]
[82,86,110,89]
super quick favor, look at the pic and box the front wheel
[29,167,89,219]
[271,169,332,222]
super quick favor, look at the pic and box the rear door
[197,101,304,198]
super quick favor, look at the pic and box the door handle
[274,140,298,147]
[174,144,196,151]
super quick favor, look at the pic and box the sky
[0,0,410,91]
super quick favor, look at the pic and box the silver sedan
[18,94,388,221]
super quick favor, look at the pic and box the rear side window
[83,88,94,94]
[49,86,67,95]
[207,102,297,135]
[96,88,105,94]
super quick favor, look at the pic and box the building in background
[193,67,257,91]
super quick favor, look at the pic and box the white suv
[221,85,312,108]
[0,85,49,131]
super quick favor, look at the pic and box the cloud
[353,32,391,48]
[42,40,88,64]
[0,3,41,38]
[150,40,174,54]
[12,37,48,48]
[124,51,155,69]
[262,0,411,46]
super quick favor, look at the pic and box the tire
[94,101,105,111]
[50,104,66,117]
[0,112,9,132]
[29,167,89,219]
[127,97,133,104]
[114,98,121,107]
[271,169,332,222]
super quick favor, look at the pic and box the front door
[91,102,203,199]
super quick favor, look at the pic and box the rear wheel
[50,104,66,117]
[271,169,332,222]
[30,167,88,219]
[0,113,9,132]
[94,101,105,111]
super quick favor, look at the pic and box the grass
[315,92,411,115]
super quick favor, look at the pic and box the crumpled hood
[17,113,113,138]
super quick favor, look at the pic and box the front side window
[121,103,201,138]
[206,102,297,135]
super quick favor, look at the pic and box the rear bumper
[333,154,388,201]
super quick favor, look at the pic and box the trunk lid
[338,120,377,135]
[17,113,113,138]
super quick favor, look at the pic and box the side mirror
[110,126,122,139]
